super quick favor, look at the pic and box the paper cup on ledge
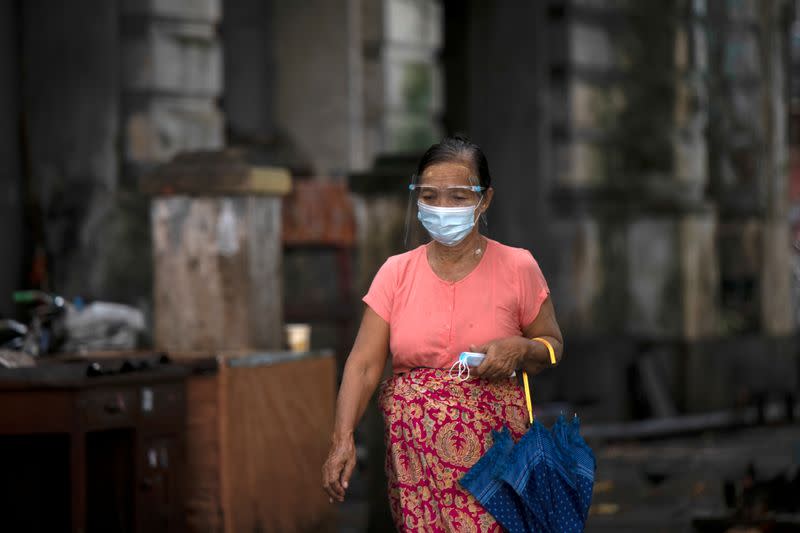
[285,323,311,353]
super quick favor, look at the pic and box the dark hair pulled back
[415,135,492,189]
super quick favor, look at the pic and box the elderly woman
[322,136,564,532]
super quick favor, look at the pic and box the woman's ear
[479,188,494,215]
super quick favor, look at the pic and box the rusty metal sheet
[282,181,356,246]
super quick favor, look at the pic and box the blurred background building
[1,0,800,531]
[2,0,797,411]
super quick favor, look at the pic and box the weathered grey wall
[21,0,119,300]
[121,0,223,176]
[113,0,223,307]
[273,0,364,175]
[363,0,443,160]
[222,0,275,143]
[462,2,556,282]
[706,0,794,336]
[531,0,721,340]
[0,1,23,317]
[4,0,224,309]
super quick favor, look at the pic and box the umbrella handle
[523,338,557,425]
[522,371,534,425]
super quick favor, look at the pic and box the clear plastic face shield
[403,173,488,249]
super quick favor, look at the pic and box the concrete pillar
[272,0,365,176]
[121,0,224,177]
[364,0,442,160]
[21,0,120,300]
[108,0,224,307]
[705,0,794,336]
[222,0,275,143]
[549,0,720,339]
[0,1,23,316]
[758,0,794,335]
[464,1,552,260]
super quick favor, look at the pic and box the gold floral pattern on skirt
[379,368,529,532]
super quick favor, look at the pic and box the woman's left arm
[471,296,564,381]
[519,296,563,375]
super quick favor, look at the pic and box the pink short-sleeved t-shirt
[362,238,550,374]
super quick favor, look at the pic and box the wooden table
[0,355,188,533]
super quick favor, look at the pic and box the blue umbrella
[460,371,596,532]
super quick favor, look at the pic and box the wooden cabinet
[138,435,182,532]
[0,358,188,533]
[175,350,337,533]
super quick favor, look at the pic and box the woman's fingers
[476,359,504,380]
[476,343,507,380]
[340,452,357,494]
[475,354,493,379]
[479,353,520,381]
[322,463,341,500]
[323,454,347,501]
[323,441,357,503]
[330,471,346,501]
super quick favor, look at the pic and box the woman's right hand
[322,434,356,503]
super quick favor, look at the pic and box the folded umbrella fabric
[459,371,596,533]
[500,415,595,532]
[459,427,546,533]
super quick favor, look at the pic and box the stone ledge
[140,149,292,196]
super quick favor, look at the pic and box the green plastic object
[12,290,43,303]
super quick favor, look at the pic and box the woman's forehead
[419,161,476,185]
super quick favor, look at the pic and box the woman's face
[419,160,493,214]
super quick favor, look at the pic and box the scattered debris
[62,301,146,353]
[4,291,146,356]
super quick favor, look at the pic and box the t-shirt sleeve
[519,250,551,328]
[362,257,398,323]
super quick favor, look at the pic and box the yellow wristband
[531,337,557,365]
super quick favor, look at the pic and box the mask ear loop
[448,358,470,381]
[468,177,488,233]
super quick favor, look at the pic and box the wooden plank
[219,359,232,533]
[0,391,74,433]
[183,375,223,533]
[222,355,336,532]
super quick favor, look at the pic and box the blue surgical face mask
[417,201,480,246]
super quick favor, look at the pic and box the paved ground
[587,424,800,532]
[334,424,800,532]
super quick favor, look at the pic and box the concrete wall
[222,0,276,143]
[111,0,223,308]
[273,0,365,176]
[363,0,443,160]
[537,0,722,339]
[21,0,120,300]
[121,0,223,175]
[707,0,794,335]
[463,1,553,266]
[0,1,23,317]
[5,0,224,308]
